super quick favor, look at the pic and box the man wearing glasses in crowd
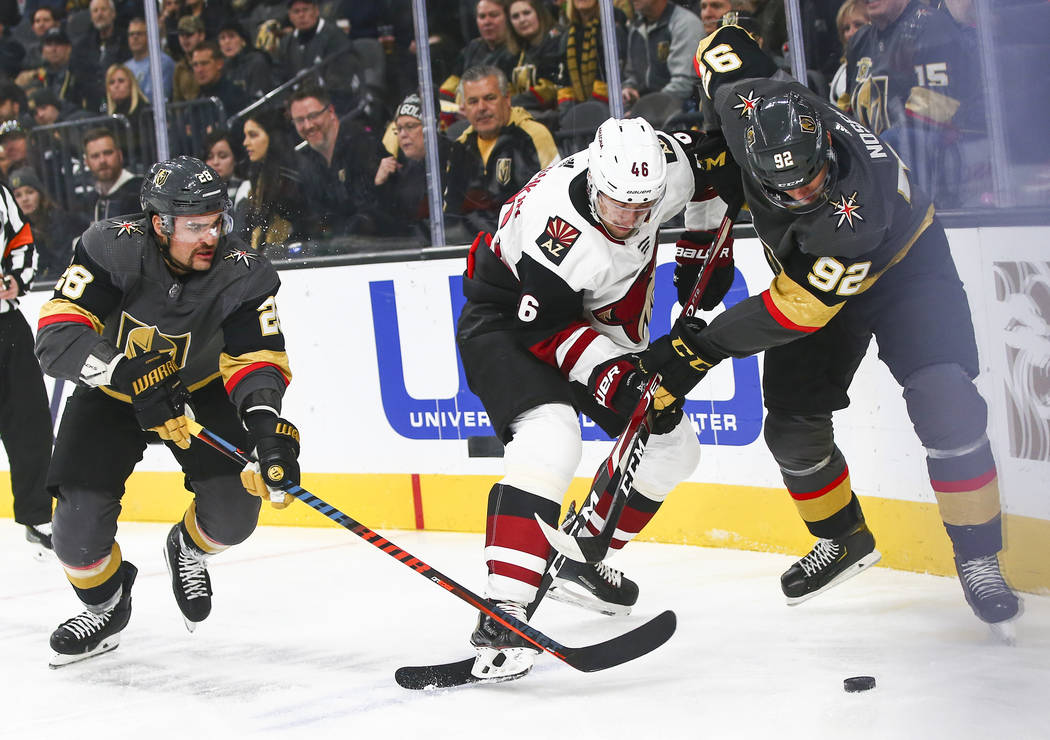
[288,85,385,239]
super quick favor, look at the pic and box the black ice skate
[25,523,54,561]
[781,522,881,605]
[469,600,539,681]
[49,562,138,668]
[549,558,639,616]
[164,524,213,632]
[955,553,1021,642]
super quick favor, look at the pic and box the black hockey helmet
[140,155,232,234]
[744,92,836,213]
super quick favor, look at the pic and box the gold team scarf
[566,17,601,102]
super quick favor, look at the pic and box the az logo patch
[536,216,580,266]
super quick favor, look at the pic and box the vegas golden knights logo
[153,169,170,186]
[117,314,191,368]
[496,157,512,186]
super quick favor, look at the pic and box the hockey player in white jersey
[456,118,731,680]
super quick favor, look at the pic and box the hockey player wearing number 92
[34,155,303,668]
[456,117,738,681]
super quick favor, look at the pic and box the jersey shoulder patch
[535,216,581,266]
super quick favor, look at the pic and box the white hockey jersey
[484,129,698,386]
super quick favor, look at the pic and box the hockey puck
[843,676,876,692]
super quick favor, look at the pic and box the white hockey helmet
[587,117,667,237]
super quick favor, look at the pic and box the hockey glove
[695,131,745,207]
[241,411,300,509]
[639,318,721,399]
[588,356,682,435]
[673,230,735,310]
[111,351,193,449]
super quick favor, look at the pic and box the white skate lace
[959,554,1011,599]
[60,609,111,639]
[594,561,623,587]
[799,539,841,577]
[177,548,210,600]
[495,600,528,621]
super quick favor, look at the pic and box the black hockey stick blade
[395,657,530,690]
[560,609,676,672]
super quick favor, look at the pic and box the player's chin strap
[538,197,744,564]
[183,418,677,674]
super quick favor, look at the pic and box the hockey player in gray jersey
[36,156,302,667]
[645,27,1019,634]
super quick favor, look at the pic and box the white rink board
[8,225,1049,521]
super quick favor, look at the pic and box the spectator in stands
[24,27,103,113]
[8,167,86,280]
[0,7,26,78]
[101,63,152,163]
[444,65,559,235]
[191,40,249,119]
[556,0,626,111]
[505,0,560,111]
[160,0,185,53]
[275,0,359,113]
[217,21,274,101]
[439,0,515,115]
[21,6,62,71]
[30,87,92,126]
[0,120,31,178]
[173,14,205,102]
[183,0,231,39]
[374,92,451,243]
[124,16,176,103]
[829,0,868,109]
[81,127,143,220]
[241,107,312,254]
[845,0,984,206]
[0,83,31,129]
[621,0,704,108]
[289,85,384,238]
[202,127,248,218]
[75,0,129,75]
[699,0,732,33]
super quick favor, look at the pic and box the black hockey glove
[241,411,301,509]
[111,351,193,449]
[673,230,736,310]
[695,131,745,207]
[589,356,683,435]
[639,318,722,399]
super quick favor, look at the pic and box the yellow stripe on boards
[3,472,1046,594]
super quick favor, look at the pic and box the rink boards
[3,225,1048,592]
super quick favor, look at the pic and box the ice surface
[3,521,1046,739]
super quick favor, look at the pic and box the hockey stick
[537,198,744,564]
[186,418,676,674]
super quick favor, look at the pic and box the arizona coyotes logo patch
[116,315,191,368]
[732,89,762,119]
[592,251,658,344]
[107,219,144,238]
[224,249,259,267]
[829,191,864,230]
[536,216,580,266]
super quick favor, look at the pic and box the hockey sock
[780,447,861,539]
[927,437,1002,556]
[484,483,560,602]
[182,501,229,555]
[585,488,663,551]
[62,542,126,611]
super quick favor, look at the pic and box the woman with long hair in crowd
[240,107,313,256]
[505,0,560,110]
[202,127,249,232]
[103,63,152,164]
[829,0,869,110]
[8,167,87,281]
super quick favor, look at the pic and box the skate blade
[471,647,535,680]
[988,620,1017,646]
[49,635,121,669]
[785,549,882,606]
[548,580,633,617]
[182,616,199,634]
